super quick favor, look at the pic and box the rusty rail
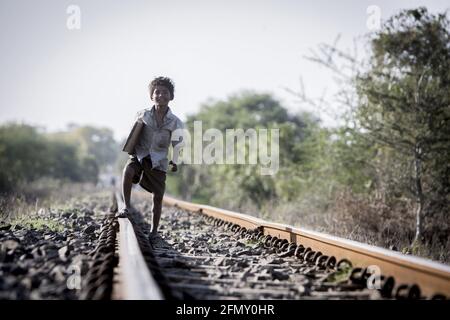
[113,192,163,300]
[163,195,450,298]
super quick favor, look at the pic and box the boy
[117,77,184,240]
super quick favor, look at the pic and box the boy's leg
[150,192,163,236]
[138,157,166,236]
[122,163,137,210]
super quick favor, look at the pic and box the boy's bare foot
[115,208,129,218]
[148,232,159,241]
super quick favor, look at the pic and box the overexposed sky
[0,0,448,140]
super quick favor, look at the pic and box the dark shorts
[126,156,166,196]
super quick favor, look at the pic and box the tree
[0,124,49,192]
[0,123,102,193]
[356,8,450,242]
[49,124,119,173]
[168,91,323,210]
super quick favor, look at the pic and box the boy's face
[151,85,172,107]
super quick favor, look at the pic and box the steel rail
[163,195,450,298]
[114,192,164,300]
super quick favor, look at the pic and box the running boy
[117,77,184,240]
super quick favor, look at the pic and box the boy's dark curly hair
[148,77,175,99]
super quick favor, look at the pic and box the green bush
[0,123,99,193]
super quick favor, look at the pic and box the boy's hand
[169,161,178,172]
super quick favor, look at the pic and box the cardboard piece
[122,120,144,154]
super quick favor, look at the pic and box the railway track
[162,195,450,299]
[81,191,449,300]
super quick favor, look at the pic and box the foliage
[48,124,119,172]
[355,8,450,240]
[0,123,106,193]
[166,8,450,261]
[167,91,327,210]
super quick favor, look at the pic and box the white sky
[0,0,448,140]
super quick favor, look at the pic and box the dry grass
[0,178,100,222]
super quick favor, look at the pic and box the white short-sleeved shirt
[133,105,184,172]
